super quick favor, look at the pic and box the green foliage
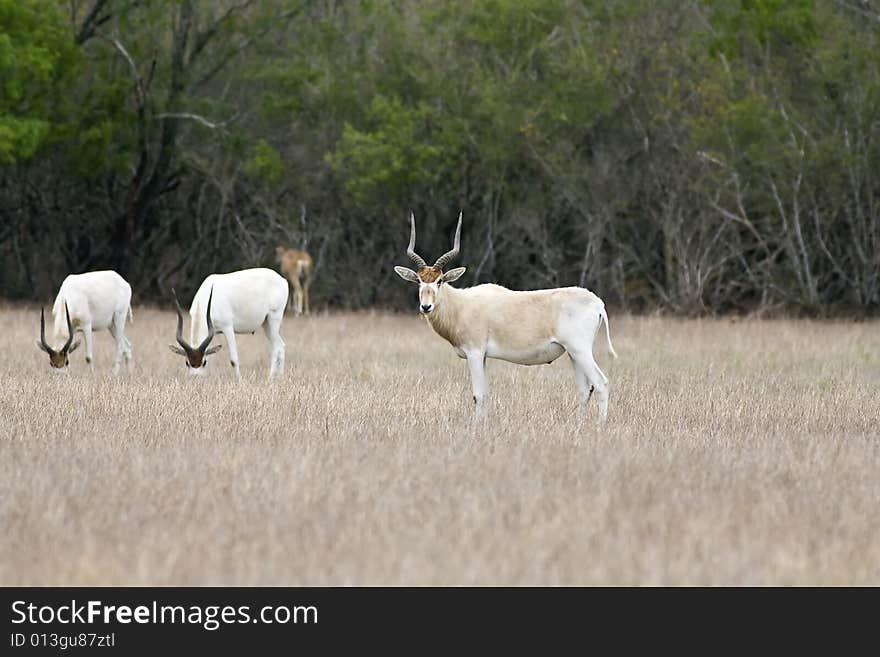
[0,0,77,163]
[245,139,284,185]
[706,0,817,57]
[0,116,48,163]
[326,96,450,206]
[458,0,569,64]
[55,73,139,178]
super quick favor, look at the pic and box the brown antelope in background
[394,212,617,420]
[275,246,312,315]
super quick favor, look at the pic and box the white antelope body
[395,213,617,419]
[38,270,133,372]
[170,268,288,379]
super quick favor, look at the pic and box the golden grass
[1,304,878,585]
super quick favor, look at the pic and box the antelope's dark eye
[201,361,207,368]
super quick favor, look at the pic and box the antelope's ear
[394,266,420,283]
[205,344,223,355]
[441,267,466,283]
[168,344,188,356]
[67,340,81,354]
[35,340,51,354]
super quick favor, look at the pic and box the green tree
[0,0,77,163]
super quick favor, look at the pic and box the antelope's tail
[599,307,618,359]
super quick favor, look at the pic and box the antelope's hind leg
[109,312,133,374]
[558,309,610,421]
[569,354,593,409]
[285,280,294,311]
[291,276,304,316]
[566,346,609,421]
[263,312,285,381]
[302,274,311,315]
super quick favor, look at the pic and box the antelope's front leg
[465,350,489,418]
[222,328,242,379]
[82,325,94,364]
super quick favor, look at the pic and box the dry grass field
[1,302,878,585]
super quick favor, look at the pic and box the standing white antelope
[168,268,288,380]
[37,270,134,373]
[394,213,617,419]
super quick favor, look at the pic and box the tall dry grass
[1,303,878,584]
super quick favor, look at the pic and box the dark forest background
[1,0,879,314]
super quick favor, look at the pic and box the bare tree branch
[190,1,256,62]
[75,0,112,45]
[100,35,147,108]
[153,112,238,130]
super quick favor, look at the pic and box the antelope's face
[168,286,222,376]
[180,349,216,375]
[417,268,442,314]
[36,305,79,371]
[395,212,467,315]
[48,349,73,370]
[169,337,223,376]
[395,266,466,315]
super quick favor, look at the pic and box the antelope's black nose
[420,304,433,313]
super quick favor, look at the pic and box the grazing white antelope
[169,268,288,380]
[276,246,313,315]
[394,213,617,419]
[37,270,133,373]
